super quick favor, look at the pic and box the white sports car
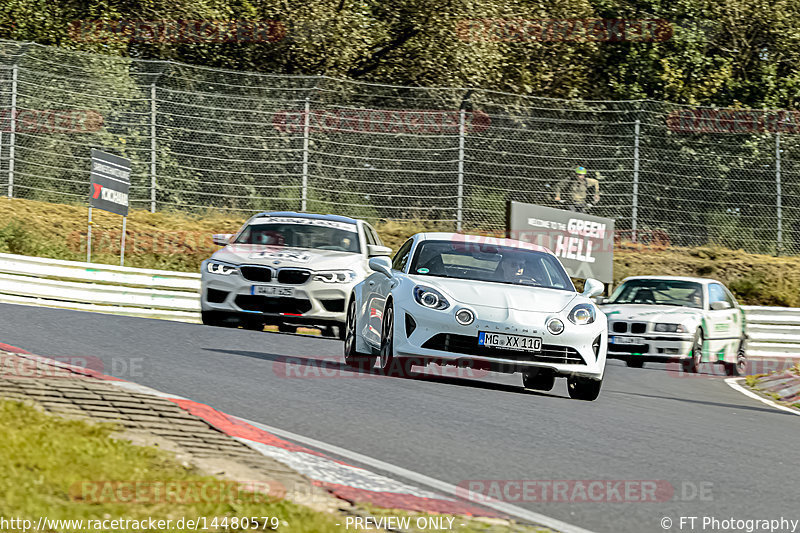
[600,276,747,375]
[343,232,608,401]
[201,211,391,336]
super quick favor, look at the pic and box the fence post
[456,108,466,232]
[8,64,17,198]
[301,97,310,212]
[632,119,640,243]
[776,130,782,255]
[150,83,157,213]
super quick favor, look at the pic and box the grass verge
[2,196,800,306]
[0,399,344,532]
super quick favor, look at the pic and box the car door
[364,238,413,349]
[706,283,739,360]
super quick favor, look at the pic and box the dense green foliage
[1,0,798,107]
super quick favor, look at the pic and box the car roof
[416,232,555,255]
[250,211,359,224]
[619,275,720,285]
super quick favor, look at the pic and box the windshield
[409,240,574,291]
[610,279,704,309]
[233,219,360,253]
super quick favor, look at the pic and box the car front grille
[611,321,647,334]
[277,269,311,285]
[240,266,272,283]
[234,295,312,314]
[421,334,585,365]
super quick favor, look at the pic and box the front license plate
[611,336,639,345]
[479,332,542,352]
[251,285,294,297]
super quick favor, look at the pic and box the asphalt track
[1,302,798,533]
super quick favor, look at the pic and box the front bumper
[201,271,355,326]
[606,334,693,362]
[391,302,607,379]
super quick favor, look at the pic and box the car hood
[410,276,578,313]
[600,304,703,324]
[212,245,362,271]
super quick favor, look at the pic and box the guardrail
[741,306,800,359]
[0,253,201,322]
[0,253,798,358]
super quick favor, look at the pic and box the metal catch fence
[0,39,798,254]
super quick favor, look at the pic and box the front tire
[682,329,704,373]
[278,324,296,334]
[241,318,264,331]
[725,338,748,376]
[201,310,236,328]
[567,376,602,401]
[378,301,411,377]
[343,299,376,369]
[522,369,555,391]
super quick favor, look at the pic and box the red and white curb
[724,378,800,416]
[3,347,604,533]
[2,349,492,516]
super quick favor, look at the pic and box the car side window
[723,286,738,307]
[365,224,382,246]
[709,284,733,307]
[370,226,384,246]
[363,224,377,246]
[392,239,413,272]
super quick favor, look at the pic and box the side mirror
[582,278,604,299]
[593,296,608,305]
[367,244,392,257]
[368,257,393,278]
[710,301,732,311]
[212,233,234,246]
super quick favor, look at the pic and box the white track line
[239,417,597,533]
[724,378,800,416]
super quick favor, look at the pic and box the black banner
[89,149,131,216]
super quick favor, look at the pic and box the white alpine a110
[600,276,747,375]
[344,233,608,400]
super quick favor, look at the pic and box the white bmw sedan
[600,276,747,375]
[201,212,390,337]
[344,232,608,401]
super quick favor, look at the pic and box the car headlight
[568,303,596,325]
[655,323,686,333]
[413,286,450,310]
[313,270,357,283]
[206,261,238,275]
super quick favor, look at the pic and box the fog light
[547,318,564,335]
[455,308,475,325]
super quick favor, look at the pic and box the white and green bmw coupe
[600,276,747,375]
